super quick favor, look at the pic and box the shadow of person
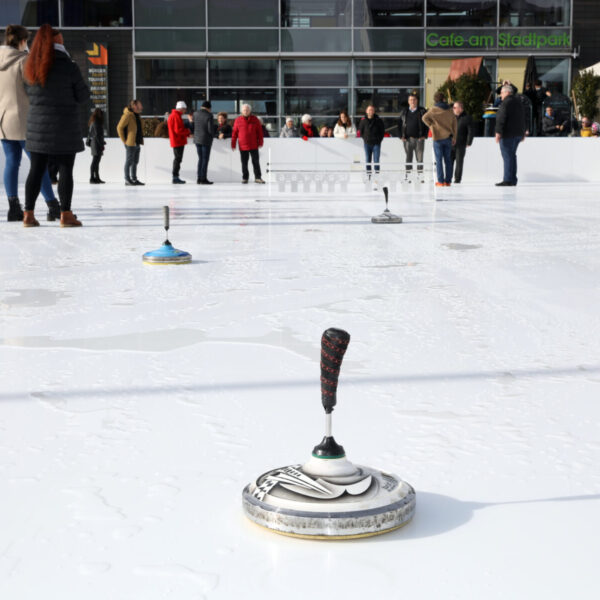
[376,491,600,541]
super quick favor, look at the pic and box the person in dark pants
[398,93,428,176]
[451,101,474,184]
[23,25,89,227]
[0,24,61,222]
[495,85,526,186]
[117,99,144,185]
[231,104,265,184]
[422,92,457,187]
[88,108,105,183]
[193,100,214,184]
[168,100,192,184]
[357,105,385,180]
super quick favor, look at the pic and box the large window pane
[500,0,570,26]
[534,58,570,94]
[208,29,278,52]
[281,29,351,52]
[427,0,497,27]
[281,0,351,27]
[136,29,206,52]
[207,0,278,27]
[283,88,348,115]
[137,88,207,116]
[354,29,424,52]
[0,0,58,26]
[354,0,424,27]
[356,88,421,115]
[136,59,206,87]
[355,60,422,87]
[63,0,131,26]
[134,0,205,27]
[209,60,277,86]
[209,89,277,116]
[283,60,350,86]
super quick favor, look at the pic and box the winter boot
[46,199,61,221]
[7,197,24,222]
[23,210,40,227]
[60,211,82,227]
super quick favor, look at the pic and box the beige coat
[422,106,457,141]
[0,46,29,140]
[117,107,142,146]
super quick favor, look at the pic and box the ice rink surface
[1,180,599,599]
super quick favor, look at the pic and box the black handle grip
[163,205,170,231]
[320,328,350,413]
[383,187,389,207]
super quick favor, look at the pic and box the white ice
[1,180,599,599]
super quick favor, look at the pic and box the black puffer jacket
[88,120,105,156]
[495,94,526,139]
[25,49,90,154]
[358,114,385,145]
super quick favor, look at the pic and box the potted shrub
[572,69,600,119]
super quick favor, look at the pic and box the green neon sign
[426,31,571,50]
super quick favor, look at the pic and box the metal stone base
[142,243,192,265]
[242,464,416,539]
[371,210,403,224]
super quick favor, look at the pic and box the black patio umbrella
[523,55,539,93]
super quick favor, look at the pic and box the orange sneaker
[443,182,451,187]
[435,182,444,187]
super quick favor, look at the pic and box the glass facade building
[1,1,575,134]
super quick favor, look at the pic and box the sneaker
[172,177,186,184]
[197,179,213,185]
[495,181,515,186]
[133,180,145,186]
[443,182,451,187]
[435,182,445,187]
[255,178,266,184]
[242,179,249,184]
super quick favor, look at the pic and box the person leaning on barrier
[397,93,428,175]
[333,111,356,138]
[231,103,265,184]
[193,100,214,185]
[280,117,298,138]
[422,92,456,187]
[214,112,232,139]
[494,84,526,187]
[357,105,385,177]
[299,114,318,140]
[117,98,144,185]
[451,101,474,184]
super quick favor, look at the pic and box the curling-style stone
[142,205,192,265]
[242,328,415,539]
[371,186,402,224]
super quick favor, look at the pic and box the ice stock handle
[320,328,350,413]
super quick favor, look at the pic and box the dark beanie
[202,101,212,109]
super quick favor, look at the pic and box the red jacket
[167,109,191,148]
[231,115,263,151]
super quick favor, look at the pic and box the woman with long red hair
[23,24,89,227]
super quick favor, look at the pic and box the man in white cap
[167,100,193,183]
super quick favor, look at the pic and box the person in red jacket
[231,103,265,184]
[167,100,192,184]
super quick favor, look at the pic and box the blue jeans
[195,144,211,180]
[433,138,453,184]
[1,139,55,203]
[499,137,521,184]
[124,145,140,181]
[364,143,381,173]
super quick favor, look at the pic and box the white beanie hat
[301,114,312,124]
[176,100,187,110]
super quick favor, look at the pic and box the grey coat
[25,49,90,154]
[280,124,299,138]
[193,108,214,146]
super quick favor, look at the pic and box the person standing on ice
[357,105,385,180]
[193,100,215,185]
[87,108,105,184]
[117,98,144,186]
[0,24,62,222]
[168,100,192,184]
[422,92,456,187]
[22,24,89,227]
[495,84,526,187]
[231,104,265,184]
